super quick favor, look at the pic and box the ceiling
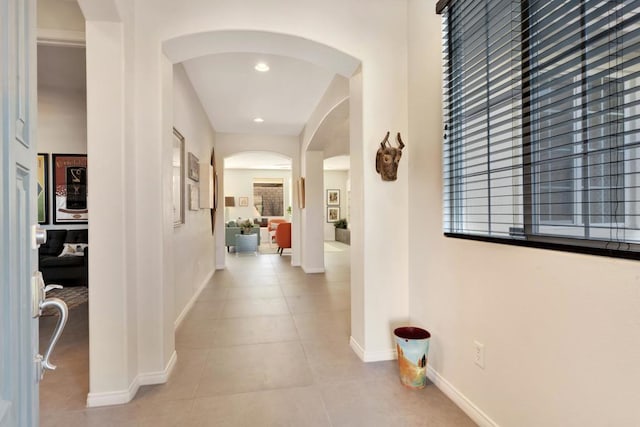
[183,53,337,136]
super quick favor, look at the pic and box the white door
[1,0,39,425]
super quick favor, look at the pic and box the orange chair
[275,222,291,255]
[268,218,287,244]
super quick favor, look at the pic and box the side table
[235,233,258,255]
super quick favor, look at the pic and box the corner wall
[172,63,217,327]
[408,1,640,426]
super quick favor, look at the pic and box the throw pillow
[58,243,88,257]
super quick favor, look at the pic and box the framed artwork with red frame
[52,153,88,224]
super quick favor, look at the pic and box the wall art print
[327,189,340,206]
[52,154,88,224]
[37,153,49,224]
[188,152,199,181]
[327,206,340,223]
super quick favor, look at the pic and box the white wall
[323,170,348,240]
[37,83,87,230]
[84,18,135,405]
[37,88,86,153]
[223,169,292,222]
[408,1,640,426]
[172,63,217,326]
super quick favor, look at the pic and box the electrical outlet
[474,341,485,369]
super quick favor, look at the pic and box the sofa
[225,223,261,252]
[38,229,88,286]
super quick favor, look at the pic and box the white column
[301,150,325,273]
[349,70,365,351]
[85,20,134,406]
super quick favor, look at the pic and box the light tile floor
[40,244,475,426]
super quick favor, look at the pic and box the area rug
[41,286,88,316]
[324,242,346,252]
[258,244,279,255]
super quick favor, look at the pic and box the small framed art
[327,206,340,223]
[327,189,340,206]
[188,152,199,181]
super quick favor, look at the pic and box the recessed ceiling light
[253,117,264,123]
[254,62,270,72]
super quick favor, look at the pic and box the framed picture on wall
[327,189,340,206]
[37,153,49,224]
[327,206,340,223]
[188,152,199,181]
[239,196,249,207]
[189,184,199,211]
[173,128,185,227]
[52,153,88,224]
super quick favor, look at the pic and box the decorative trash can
[394,326,431,389]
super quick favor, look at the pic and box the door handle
[32,272,69,380]
[38,297,68,374]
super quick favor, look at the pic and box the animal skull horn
[376,132,405,181]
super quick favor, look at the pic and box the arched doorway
[82,5,410,403]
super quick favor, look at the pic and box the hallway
[40,245,474,426]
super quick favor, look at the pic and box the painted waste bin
[394,326,431,389]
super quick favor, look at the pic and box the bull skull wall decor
[375,131,405,181]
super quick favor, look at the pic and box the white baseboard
[86,351,178,408]
[174,270,214,330]
[348,337,498,426]
[138,350,177,385]
[302,266,325,274]
[86,377,139,408]
[349,336,397,362]
[427,366,499,427]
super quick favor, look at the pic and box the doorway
[36,42,90,414]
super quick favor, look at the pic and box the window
[439,0,640,257]
[253,179,284,216]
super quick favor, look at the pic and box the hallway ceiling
[182,53,336,136]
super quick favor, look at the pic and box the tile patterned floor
[40,244,475,426]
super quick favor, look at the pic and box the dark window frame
[439,0,640,259]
